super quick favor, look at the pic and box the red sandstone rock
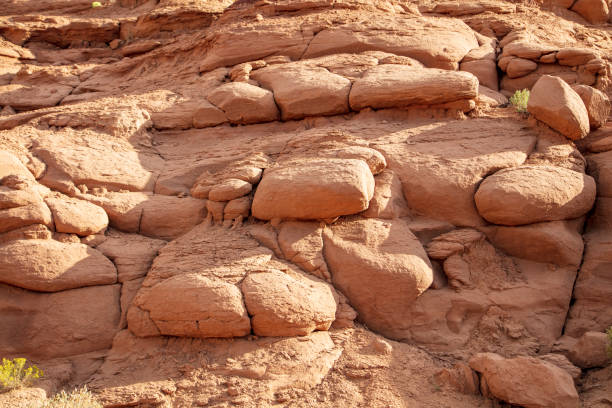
[475,165,596,225]
[528,75,590,140]
[252,158,374,221]
[470,353,580,408]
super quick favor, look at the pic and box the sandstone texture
[470,353,580,408]
[1,0,611,407]
[252,159,375,221]
[475,165,596,225]
[528,75,590,140]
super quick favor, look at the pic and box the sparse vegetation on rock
[0,358,42,392]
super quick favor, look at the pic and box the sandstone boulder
[568,331,610,368]
[224,196,251,221]
[45,194,108,236]
[208,178,252,202]
[475,165,596,225]
[566,199,612,336]
[140,274,251,338]
[241,270,337,337]
[528,75,590,140]
[192,100,228,128]
[484,220,584,266]
[0,239,117,292]
[556,48,600,66]
[0,188,53,233]
[572,85,610,130]
[349,65,478,111]
[470,353,580,408]
[0,283,121,359]
[323,218,433,339]
[459,59,498,91]
[138,195,207,240]
[207,82,279,125]
[252,159,374,220]
[571,0,610,24]
[251,64,351,120]
[506,58,538,79]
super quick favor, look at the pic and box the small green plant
[509,89,530,113]
[92,1,102,7]
[0,358,43,391]
[37,387,103,408]
[607,326,612,358]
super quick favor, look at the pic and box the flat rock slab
[528,75,590,140]
[475,165,596,225]
[0,239,117,292]
[349,65,478,111]
[252,158,374,220]
[252,64,351,120]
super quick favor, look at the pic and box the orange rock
[469,353,580,408]
[45,194,108,236]
[475,165,596,225]
[252,64,351,120]
[252,158,374,221]
[349,65,478,111]
[323,218,433,339]
[207,82,280,125]
[572,85,611,130]
[570,0,610,24]
[241,269,337,336]
[568,331,611,368]
[0,283,121,359]
[0,239,117,292]
[528,75,590,140]
[141,274,251,338]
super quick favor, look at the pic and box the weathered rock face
[252,159,375,221]
[45,194,108,236]
[1,0,612,405]
[252,64,351,120]
[207,82,280,125]
[128,223,348,339]
[323,218,433,339]
[475,165,596,225]
[0,283,121,359]
[349,65,478,111]
[0,239,117,292]
[567,331,611,369]
[143,274,251,338]
[242,270,337,337]
[572,85,611,130]
[528,75,590,140]
[469,353,580,408]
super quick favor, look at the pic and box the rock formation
[0,0,611,406]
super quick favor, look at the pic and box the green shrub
[37,387,103,408]
[509,89,530,113]
[0,358,43,391]
[607,326,612,358]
